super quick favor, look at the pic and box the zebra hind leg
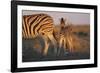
[42,36,49,56]
[48,34,58,56]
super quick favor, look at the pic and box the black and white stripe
[22,14,54,39]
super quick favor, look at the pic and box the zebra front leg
[42,36,49,56]
[58,36,68,56]
[59,37,63,49]
[43,40,49,56]
[63,38,69,55]
[67,36,73,53]
[58,37,63,56]
[63,37,67,51]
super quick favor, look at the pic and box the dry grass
[54,25,90,54]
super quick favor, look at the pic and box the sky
[22,10,90,25]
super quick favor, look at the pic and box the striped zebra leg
[58,37,63,56]
[67,36,74,53]
[59,37,63,49]
[42,35,49,56]
[43,40,49,56]
[63,38,66,49]
[58,36,67,56]
[48,34,57,55]
[63,37,67,52]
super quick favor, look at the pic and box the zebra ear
[61,18,66,25]
[60,17,66,29]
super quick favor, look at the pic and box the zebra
[58,18,74,55]
[59,18,66,50]
[22,13,57,56]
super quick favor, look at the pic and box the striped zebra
[59,18,66,49]
[22,13,57,55]
[58,18,74,55]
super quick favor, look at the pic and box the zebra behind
[22,14,57,55]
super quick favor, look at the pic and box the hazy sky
[22,10,90,25]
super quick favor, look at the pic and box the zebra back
[22,14,54,39]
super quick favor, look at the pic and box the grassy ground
[22,25,90,62]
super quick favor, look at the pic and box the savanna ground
[22,25,90,62]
